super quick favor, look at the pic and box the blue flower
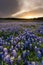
[41,48,43,55]
[37,51,42,59]
[15,37,20,42]
[17,55,21,63]
[0,52,3,59]
[3,48,8,52]
[29,44,32,50]
[0,46,3,52]
[21,50,26,60]
[34,46,39,52]
[41,60,43,65]
[4,54,10,63]
[13,41,17,46]
[26,50,30,56]
[10,56,14,64]
[31,61,36,65]
[12,50,17,58]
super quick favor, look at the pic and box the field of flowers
[0,22,43,65]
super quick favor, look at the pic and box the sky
[0,0,43,18]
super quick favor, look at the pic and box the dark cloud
[0,0,19,17]
[0,0,43,17]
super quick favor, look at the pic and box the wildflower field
[0,21,43,65]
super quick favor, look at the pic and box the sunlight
[20,16,37,19]
[22,16,34,19]
[20,15,43,19]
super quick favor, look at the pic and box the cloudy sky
[0,0,43,18]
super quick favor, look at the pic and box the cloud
[18,0,43,10]
[16,8,43,18]
[11,0,43,18]
[0,0,19,17]
[0,0,43,17]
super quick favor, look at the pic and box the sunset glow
[20,16,36,19]
[19,15,43,19]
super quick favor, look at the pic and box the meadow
[0,21,43,65]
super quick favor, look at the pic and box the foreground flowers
[0,25,43,65]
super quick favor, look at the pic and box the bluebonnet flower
[37,51,42,59]
[24,60,32,65]
[17,43,21,49]
[10,46,14,51]
[15,47,18,52]
[35,62,39,65]
[28,38,31,44]
[4,52,8,57]
[4,54,10,63]
[6,37,11,42]
[41,60,43,65]
[0,38,3,46]
[0,52,3,59]
[15,37,20,42]
[40,30,43,35]
[13,41,17,46]
[27,61,30,65]
[24,60,28,65]
[37,42,41,46]
[3,48,8,53]
[17,55,21,63]
[10,39,14,44]
[10,35,14,40]
[12,50,17,58]
[21,36,26,41]
[5,42,10,46]
[25,41,29,47]
[0,46,3,52]
[34,46,39,52]
[23,44,27,50]
[31,61,36,65]
[10,56,14,64]
[40,48,43,55]
[21,50,26,60]
[29,43,32,48]
[26,50,30,56]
